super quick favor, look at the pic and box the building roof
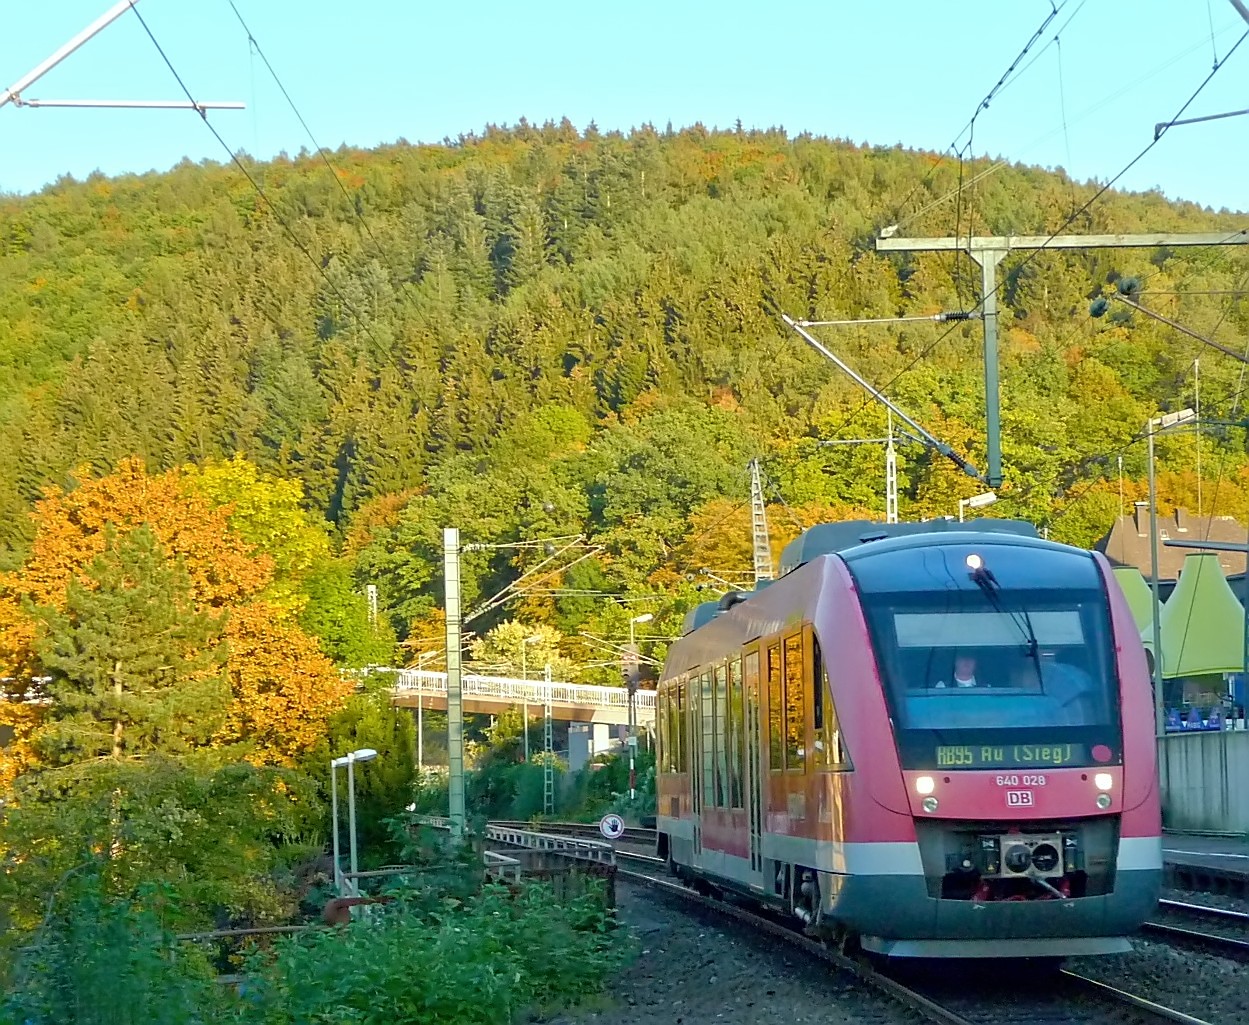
[1094,506,1247,580]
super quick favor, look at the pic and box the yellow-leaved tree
[0,458,351,785]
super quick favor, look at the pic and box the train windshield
[851,543,1122,770]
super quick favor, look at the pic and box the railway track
[1141,899,1249,962]
[614,862,1211,1025]
[488,823,1227,1022]
[494,831,1208,1025]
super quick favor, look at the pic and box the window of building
[783,632,805,771]
[767,643,784,771]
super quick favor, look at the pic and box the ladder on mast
[749,459,773,583]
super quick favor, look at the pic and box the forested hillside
[2,121,1247,672]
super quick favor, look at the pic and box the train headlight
[1093,772,1113,792]
[1096,793,1112,810]
[921,796,939,813]
[915,775,936,795]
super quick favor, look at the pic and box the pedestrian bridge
[389,669,655,728]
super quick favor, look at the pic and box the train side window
[701,671,715,804]
[728,657,744,808]
[783,632,806,771]
[811,633,851,771]
[676,680,687,774]
[714,664,728,807]
[767,643,784,771]
[657,687,669,772]
[671,680,683,773]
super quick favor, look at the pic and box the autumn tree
[33,525,229,765]
[219,601,353,764]
[0,459,351,782]
[468,620,575,680]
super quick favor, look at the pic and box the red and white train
[654,518,1161,959]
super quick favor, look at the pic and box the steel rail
[520,823,1216,1024]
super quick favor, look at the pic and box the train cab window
[728,658,744,808]
[767,643,784,771]
[783,633,805,771]
[714,664,728,807]
[811,634,849,771]
[848,542,1122,772]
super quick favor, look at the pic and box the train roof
[679,518,1045,636]
[778,517,1039,576]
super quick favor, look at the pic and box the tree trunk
[112,659,123,758]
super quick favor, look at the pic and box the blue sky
[3,1,1249,213]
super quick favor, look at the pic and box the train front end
[836,532,1161,959]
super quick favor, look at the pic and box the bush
[237,880,628,1025]
[2,879,227,1025]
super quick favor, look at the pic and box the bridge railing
[392,669,656,712]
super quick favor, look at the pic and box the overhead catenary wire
[124,2,389,353]
[884,2,1070,236]
[224,0,389,259]
[826,27,1249,441]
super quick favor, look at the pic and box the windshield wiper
[969,563,1041,683]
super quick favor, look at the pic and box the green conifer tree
[33,525,230,765]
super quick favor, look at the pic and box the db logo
[1006,790,1035,807]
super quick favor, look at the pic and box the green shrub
[2,880,227,1025]
[237,880,628,1025]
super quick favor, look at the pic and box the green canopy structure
[1111,566,1154,633]
[1141,553,1246,679]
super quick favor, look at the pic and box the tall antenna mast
[749,459,774,583]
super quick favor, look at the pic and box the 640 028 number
[995,774,1047,787]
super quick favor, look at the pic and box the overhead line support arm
[876,232,1249,487]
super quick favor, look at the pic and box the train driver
[936,653,979,689]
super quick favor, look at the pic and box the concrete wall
[1158,731,1249,834]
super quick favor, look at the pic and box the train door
[743,648,764,888]
[690,672,703,856]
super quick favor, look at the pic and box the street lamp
[1146,408,1198,736]
[958,491,998,522]
[415,650,437,771]
[521,634,542,761]
[626,614,654,800]
[628,613,653,646]
[330,747,379,895]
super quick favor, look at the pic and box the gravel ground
[1163,885,1249,914]
[542,881,923,1025]
[1067,936,1246,1025]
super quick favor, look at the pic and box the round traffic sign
[599,813,625,840]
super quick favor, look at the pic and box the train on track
[654,517,1161,960]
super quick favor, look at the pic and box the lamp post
[958,491,998,522]
[1146,408,1198,736]
[330,747,379,894]
[521,634,542,761]
[626,614,653,800]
